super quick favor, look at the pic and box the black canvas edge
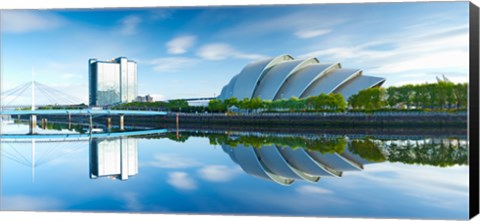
[470,1,480,220]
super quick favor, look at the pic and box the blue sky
[1,2,469,103]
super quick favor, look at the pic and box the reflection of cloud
[167,172,197,190]
[196,43,266,61]
[1,11,66,33]
[121,192,143,211]
[197,165,241,182]
[166,35,197,54]
[146,153,202,169]
[296,185,333,195]
[2,195,62,210]
[346,163,468,210]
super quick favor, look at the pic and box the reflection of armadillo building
[219,55,385,100]
[89,138,138,181]
[222,143,374,185]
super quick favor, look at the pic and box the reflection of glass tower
[89,138,138,181]
[89,57,138,106]
[222,143,375,186]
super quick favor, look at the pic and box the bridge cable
[4,84,32,107]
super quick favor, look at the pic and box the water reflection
[1,129,467,186]
[0,123,469,218]
[157,132,467,185]
[89,138,138,181]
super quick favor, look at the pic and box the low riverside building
[219,54,385,100]
[135,94,154,102]
[89,57,138,106]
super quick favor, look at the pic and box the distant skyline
[1,2,469,103]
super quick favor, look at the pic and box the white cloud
[167,172,197,191]
[299,24,468,86]
[120,15,141,35]
[2,195,63,210]
[295,29,331,39]
[197,165,241,182]
[296,185,334,195]
[60,73,81,80]
[1,11,66,33]
[146,153,202,168]
[149,57,200,72]
[218,10,344,39]
[166,35,197,54]
[197,43,266,61]
[149,10,174,20]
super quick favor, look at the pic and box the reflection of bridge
[0,128,167,184]
[0,128,168,140]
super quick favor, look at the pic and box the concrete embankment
[23,111,467,129]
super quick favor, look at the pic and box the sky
[0,2,470,104]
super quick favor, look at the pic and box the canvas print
[0,2,475,220]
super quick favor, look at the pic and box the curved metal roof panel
[219,74,239,99]
[253,58,319,100]
[230,55,293,99]
[300,68,362,98]
[274,63,340,100]
[333,75,386,99]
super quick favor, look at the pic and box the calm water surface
[0,122,469,219]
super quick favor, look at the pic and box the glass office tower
[89,57,137,106]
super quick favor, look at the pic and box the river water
[0,121,469,219]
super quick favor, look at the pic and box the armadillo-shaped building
[219,55,385,100]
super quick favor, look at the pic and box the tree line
[208,93,347,113]
[348,82,468,111]
[113,81,468,113]
[210,81,468,113]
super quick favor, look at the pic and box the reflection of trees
[349,138,386,162]
[349,137,467,167]
[382,138,467,167]
[141,131,467,167]
[45,122,85,133]
[209,134,346,154]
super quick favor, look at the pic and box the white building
[89,57,138,106]
[219,54,385,100]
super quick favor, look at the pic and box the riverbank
[21,111,468,129]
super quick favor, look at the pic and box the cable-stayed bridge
[1,80,167,134]
[1,81,85,110]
